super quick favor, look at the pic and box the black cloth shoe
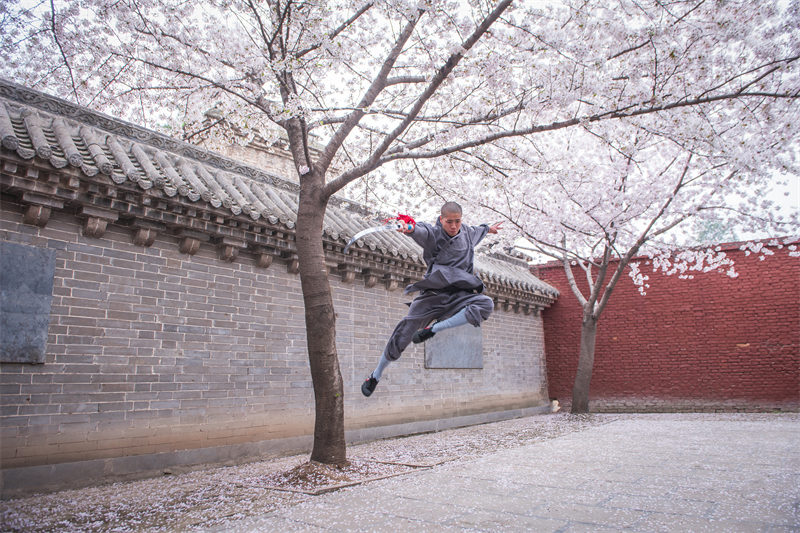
[361,375,378,397]
[412,327,435,344]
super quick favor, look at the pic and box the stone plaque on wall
[424,323,483,369]
[1,242,57,364]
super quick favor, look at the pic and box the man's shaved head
[441,201,462,216]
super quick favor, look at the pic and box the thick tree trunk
[295,178,347,465]
[571,310,599,414]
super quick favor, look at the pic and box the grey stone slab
[0,241,56,364]
[531,501,644,529]
[629,511,780,533]
[263,497,463,532]
[511,484,613,507]
[425,323,482,368]
[709,498,800,525]
[560,522,632,533]
[371,493,465,523]
[445,508,568,532]
[603,493,715,516]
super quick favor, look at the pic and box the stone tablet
[424,323,483,369]
[1,242,57,363]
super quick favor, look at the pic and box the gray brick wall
[1,197,549,486]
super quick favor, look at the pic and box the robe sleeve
[467,224,490,247]
[409,221,436,251]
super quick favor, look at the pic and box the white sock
[431,308,469,333]
[372,350,392,381]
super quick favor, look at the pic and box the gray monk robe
[383,218,495,361]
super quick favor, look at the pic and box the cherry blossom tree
[2,0,525,465]
[381,0,800,412]
[3,0,798,443]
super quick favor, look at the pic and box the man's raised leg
[412,307,469,343]
[412,295,494,344]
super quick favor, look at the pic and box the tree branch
[593,156,699,317]
[562,237,590,308]
[378,86,799,164]
[324,0,514,197]
[386,75,427,85]
[295,1,374,58]
[49,0,78,102]
[316,9,424,194]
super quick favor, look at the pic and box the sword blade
[343,223,398,254]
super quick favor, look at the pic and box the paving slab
[208,416,800,532]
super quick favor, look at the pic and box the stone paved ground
[2,413,798,532]
[210,413,800,532]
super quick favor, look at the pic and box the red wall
[536,241,800,412]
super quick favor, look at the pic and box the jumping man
[361,201,502,396]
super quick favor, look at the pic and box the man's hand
[488,221,504,234]
[396,214,416,234]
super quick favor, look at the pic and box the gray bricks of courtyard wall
[0,79,558,497]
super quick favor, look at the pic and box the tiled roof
[0,79,558,299]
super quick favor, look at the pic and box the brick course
[536,242,800,412]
